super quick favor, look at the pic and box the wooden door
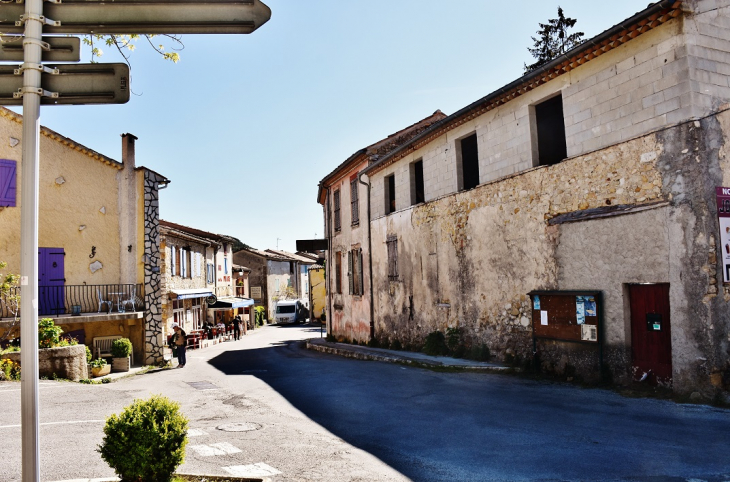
[38,248,65,316]
[629,284,672,386]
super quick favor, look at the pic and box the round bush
[111,338,133,358]
[98,394,188,482]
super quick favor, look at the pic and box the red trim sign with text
[717,187,730,283]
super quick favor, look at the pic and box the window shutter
[0,160,17,207]
[171,246,176,276]
[348,250,353,295]
[359,249,364,295]
[182,249,187,278]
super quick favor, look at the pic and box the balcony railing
[0,284,144,319]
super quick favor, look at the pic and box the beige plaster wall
[0,109,124,285]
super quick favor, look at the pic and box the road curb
[305,339,515,373]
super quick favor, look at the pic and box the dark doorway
[411,160,424,205]
[460,133,479,191]
[386,174,396,214]
[629,283,672,386]
[38,247,65,316]
[535,94,568,166]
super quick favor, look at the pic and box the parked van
[274,299,309,324]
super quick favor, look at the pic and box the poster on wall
[716,187,730,283]
[251,286,262,300]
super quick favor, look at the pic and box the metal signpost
[0,1,271,480]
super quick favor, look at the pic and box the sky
[11,0,651,252]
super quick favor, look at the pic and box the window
[385,174,396,214]
[275,278,280,292]
[206,263,214,284]
[191,298,203,330]
[349,247,363,296]
[334,189,341,232]
[535,94,567,166]
[335,251,342,294]
[173,299,184,327]
[175,247,181,276]
[0,159,17,207]
[224,257,228,275]
[351,176,360,225]
[458,133,479,191]
[171,246,177,276]
[181,248,188,278]
[410,159,424,205]
[386,236,398,280]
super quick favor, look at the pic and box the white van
[274,299,308,324]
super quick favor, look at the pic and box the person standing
[170,322,187,368]
[233,315,242,341]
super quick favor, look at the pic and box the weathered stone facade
[143,171,164,364]
[320,0,730,397]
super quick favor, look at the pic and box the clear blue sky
[14,0,649,252]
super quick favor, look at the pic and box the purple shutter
[0,159,17,207]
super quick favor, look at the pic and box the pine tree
[524,7,584,73]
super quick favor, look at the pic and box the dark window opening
[536,94,567,166]
[333,189,341,232]
[460,133,479,191]
[335,252,342,294]
[386,174,396,214]
[411,160,424,205]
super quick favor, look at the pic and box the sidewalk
[306,338,514,373]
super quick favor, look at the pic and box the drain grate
[186,381,219,391]
[217,422,261,432]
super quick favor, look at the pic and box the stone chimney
[121,133,137,169]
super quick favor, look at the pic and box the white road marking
[190,442,241,457]
[0,384,73,393]
[0,419,105,429]
[187,428,207,437]
[223,462,282,477]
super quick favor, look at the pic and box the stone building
[0,107,169,365]
[159,220,251,336]
[316,111,447,342]
[319,0,730,397]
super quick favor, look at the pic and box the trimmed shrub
[38,318,62,349]
[111,338,133,358]
[98,394,188,482]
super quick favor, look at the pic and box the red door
[629,284,672,386]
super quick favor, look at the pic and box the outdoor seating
[92,335,134,365]
[121,295,138,312]
[97,289,112,313]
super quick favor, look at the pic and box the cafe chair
[97,289,112,314]
[122,295,139,312]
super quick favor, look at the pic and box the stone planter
[91,364,111,377]
[112,356,130,372]
[1,345,88,381]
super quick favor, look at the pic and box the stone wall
[143,170,164,365]
[2,345,88,381]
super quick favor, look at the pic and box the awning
[208,297,255,309]
[170,288,214,300]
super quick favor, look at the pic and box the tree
[0,261,20,344]
[83,34,183,64]
[524,7,584,73]
[231,237,253,253]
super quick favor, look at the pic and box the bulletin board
[528,291,601,344]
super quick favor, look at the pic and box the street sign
[0,63,129,105]
[0,36,81,62]
[0,0,272,35]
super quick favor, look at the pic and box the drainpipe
[358,173,374,340]
[325,187,333,337]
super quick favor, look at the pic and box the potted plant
[111,338,132,373]
[90,358,110,378]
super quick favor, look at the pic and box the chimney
[121,133,137,169]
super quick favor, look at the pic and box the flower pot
[112,356,130,373]
[91,365,110,377]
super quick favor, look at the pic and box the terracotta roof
[317,110,447,204]
[265,249,316,263]
[362,0,683,177]
[160,220,235,244]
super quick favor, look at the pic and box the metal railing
[0,284,144,319]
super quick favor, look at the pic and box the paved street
[1,324,729,482]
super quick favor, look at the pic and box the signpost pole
[19,0,43,480]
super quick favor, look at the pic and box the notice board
[528,291,601,344]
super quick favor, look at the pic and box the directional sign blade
[0,63,129,105]
[0,36,81,62]
[0,0,271,35]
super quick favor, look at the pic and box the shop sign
[716,187,730,283]
[251,286,262,299]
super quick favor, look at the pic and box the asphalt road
[1,324,729,482]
